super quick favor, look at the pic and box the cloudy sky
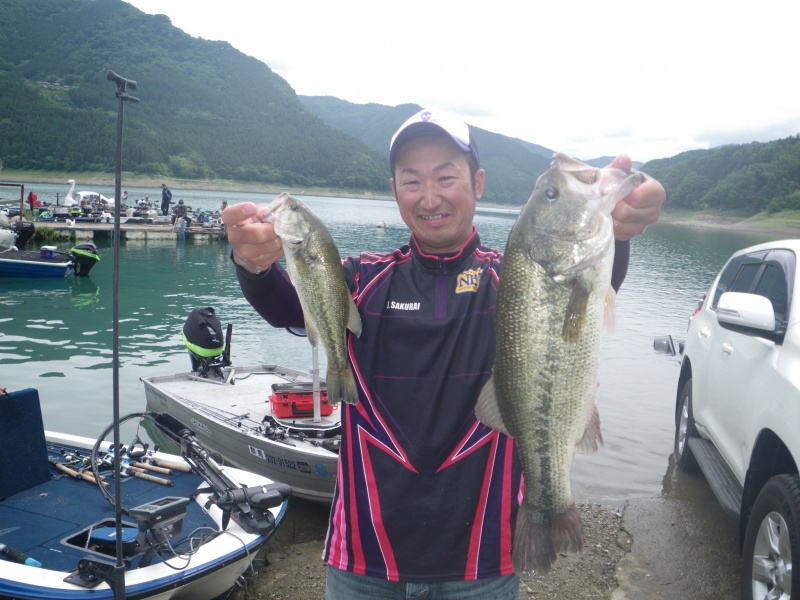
[126,0,800,162]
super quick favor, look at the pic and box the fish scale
[476,153,644,575]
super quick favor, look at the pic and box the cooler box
[269,382,332,418]
[40,245,57,259]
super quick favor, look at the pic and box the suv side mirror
[716,292,776,332]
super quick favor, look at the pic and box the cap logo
[420,111,433,122]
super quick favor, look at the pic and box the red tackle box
[269,381,332,418]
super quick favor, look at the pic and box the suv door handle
[698,327,710,339]
[721,342,734,355]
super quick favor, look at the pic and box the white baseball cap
[389,109,479,173]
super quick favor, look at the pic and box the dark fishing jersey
[235,228,630,583]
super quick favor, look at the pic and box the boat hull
[142,364,340,504]
[0,429,287,600]
[0,252,73,278]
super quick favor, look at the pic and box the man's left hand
[609,155,666,240]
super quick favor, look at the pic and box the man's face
[390,135,485,254]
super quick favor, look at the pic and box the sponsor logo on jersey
[456,268,483,294]
[385,300,421,311]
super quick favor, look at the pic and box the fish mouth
[551,153,646,216]
[263,192,292,225]
[551,153,600,184]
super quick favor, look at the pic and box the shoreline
[6,171,800,237]
[0,172,395,202]
[655,212,800,237]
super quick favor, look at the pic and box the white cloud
[126,0,800,162]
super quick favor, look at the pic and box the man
[171,199,191,226]
[222,109,665,599]
[160,183,173,216]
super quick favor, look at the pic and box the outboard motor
[13,220,35,248]
[183,307,232,378]
[69,243,100,277]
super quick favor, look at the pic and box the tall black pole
[106,69,139,600]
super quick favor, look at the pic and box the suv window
[711,252,766,309]
[710,248,794,335]
[756,264,789,332]
[731,263,762,293]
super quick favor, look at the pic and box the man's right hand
[222,202,284,274]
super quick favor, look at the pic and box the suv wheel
[742,474,800,600]
[673,379,699,472]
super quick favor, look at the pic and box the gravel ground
[226,500,630,600]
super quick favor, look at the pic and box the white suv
[674,239,800,600]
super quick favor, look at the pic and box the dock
[31,219,227,243]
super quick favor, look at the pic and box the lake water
[0,184,789,503]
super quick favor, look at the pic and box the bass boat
[0,387,291,600]
[142,308,341,505]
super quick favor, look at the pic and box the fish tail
[513,507,556,576]
[513,503,584,576]
[327,366,359,405]
[550,502,584,554]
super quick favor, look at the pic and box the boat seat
[0,388,51,498]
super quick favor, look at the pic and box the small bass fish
[267,193,362,404]
[476,154,644,575]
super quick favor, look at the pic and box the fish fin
[575,396,604,453]
[562,285,589,342]
[304,319,319,348]
[347,297,362,337]
[475,375,511,437]
[327,366,359,405]
[513,508,556,576]
[604,287,616,333]
[551,502,584,554]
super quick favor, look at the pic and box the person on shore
[160,183,173,216]
[222,109,665,599]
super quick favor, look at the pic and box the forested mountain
[0,0,388,191]
[643,136,800,214]
[1,0,798,212]
[299,96,554,205]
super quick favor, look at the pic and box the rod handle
[0,543,42,568]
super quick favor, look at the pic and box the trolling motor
[152,412,291,534]
[182,307,232,378]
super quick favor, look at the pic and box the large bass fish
[267,192,362,405]
[476,154,644,575]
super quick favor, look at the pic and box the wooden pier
[33,219,227,243]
